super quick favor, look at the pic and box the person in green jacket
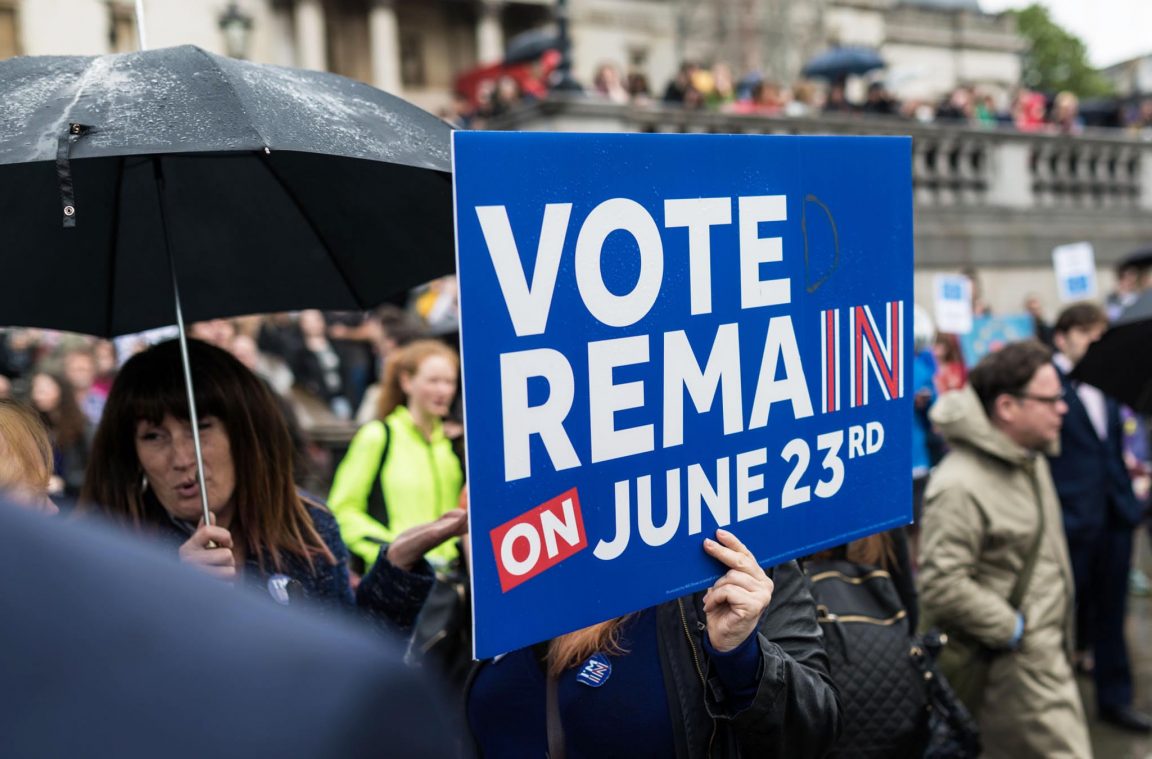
[329,340,463,572]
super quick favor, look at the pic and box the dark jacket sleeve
[704,560,840,758]
[355,546,435,635]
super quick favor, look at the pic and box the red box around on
[489,487,588,592]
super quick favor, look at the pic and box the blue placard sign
[453,132,913,658]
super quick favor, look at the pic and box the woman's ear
[398,371,413,397]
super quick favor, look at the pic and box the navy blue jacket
[1048,364,1142,534]
[0,500,457,758]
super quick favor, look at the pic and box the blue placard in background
[453,132,913,658]
[959,314,1037,366]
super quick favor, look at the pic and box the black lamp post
[218,2,254,59]
[551,0,582,92]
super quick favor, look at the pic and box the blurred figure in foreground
[919,340,1089,758]
[0,499,457,759]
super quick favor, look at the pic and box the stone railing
[489,97,1152,214]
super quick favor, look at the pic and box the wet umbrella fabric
[0,45,455,337]
[1072,292,1152,413]
[802,47,886,80]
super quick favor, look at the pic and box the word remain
[500,302,904,483]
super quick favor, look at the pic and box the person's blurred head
[377,339,459,422]
[82,339,331,571]
[62,349,96,394]
[0,399,58,515]
[934,333,962,365]
[1023,294,1044,319]
[792,81,815,106]
[1053,91,1079,121]
[29,372,87,447]
[374,304,425,356]
[229,334,261,373]
[711,62,733,95]
[1116,262,1142,294]
[1053,302,1107,364]
[188,319,237,349]
[30,372,63,413]
[969,340,1065,450]
[93,340,118,376]
[0,375,11,400]
[593,63,621,92]
[297,309,328,339]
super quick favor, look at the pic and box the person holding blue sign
[466,529,839,758]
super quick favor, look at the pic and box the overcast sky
[979,0,1151,68]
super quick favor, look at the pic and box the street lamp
[551,0,582,93]
[218,2,254,59]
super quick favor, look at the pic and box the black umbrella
[802,46,886,80]
[0,45,454,337]
[0,45,455,523]
[1072,291,1152,412]
[503,28,558,66]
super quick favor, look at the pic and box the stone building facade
[3,0,1021,111]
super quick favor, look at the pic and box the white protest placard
[1052,242,1097,302]
[932,274,973,335]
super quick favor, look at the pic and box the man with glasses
[919,340,1090,758]
[1049,302,1150,732]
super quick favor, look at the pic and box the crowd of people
[445,57,1152,137]
[5,249,1152,756]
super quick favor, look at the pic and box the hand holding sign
[702,529,775,652]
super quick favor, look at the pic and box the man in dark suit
[0,500,458,758]
[1049,302,1150,732]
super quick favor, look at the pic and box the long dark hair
[80,339,335,572]
[32,372,87,448]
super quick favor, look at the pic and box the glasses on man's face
[1013,389,1066,406]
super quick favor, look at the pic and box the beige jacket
[919,386,1090,759]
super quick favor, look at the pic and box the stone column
[477,0,505,64]
[369,0,402,94]
[986,139,1034,210]
[1140,144,1152,212]
[294,0,327,71]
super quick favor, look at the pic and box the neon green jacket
[328,405,463,570]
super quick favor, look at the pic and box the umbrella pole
[172,281,214,530]
[153,157,213,529]
[134,0,150,50]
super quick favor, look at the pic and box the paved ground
[1086,533,1152,759]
